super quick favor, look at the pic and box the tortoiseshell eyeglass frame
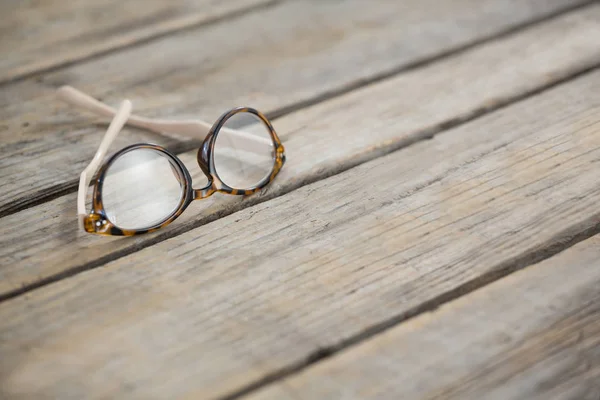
[84,107,285,236]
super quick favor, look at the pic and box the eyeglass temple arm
[57,86,273,154]
[77,100,132,226]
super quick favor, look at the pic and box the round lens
[101,148,185,230]
[213,111,275,190]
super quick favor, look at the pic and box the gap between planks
[0,0,592,218]
[1,57,600,400]
[1,4,600,301]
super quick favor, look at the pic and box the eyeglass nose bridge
[193,141,216,200]
[194,183,215,200]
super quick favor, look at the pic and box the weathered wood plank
[0,0,275,83]
[0,0,588,216]
[1,66,599,399]
[1,6,599,298]
[249,236,600,400]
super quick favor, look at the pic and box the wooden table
[1,1,599,398]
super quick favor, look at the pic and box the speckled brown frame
[83,107,286,236]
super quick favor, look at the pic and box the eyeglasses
[59,86,286,236]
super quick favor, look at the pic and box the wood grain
[0,0,589,216]
[1,6,599,298]
[1,66,599,399]
[249,235,600,400]
[0,0,275,84]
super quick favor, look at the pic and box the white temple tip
[120,99,133,112]
[56,85,76,99]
